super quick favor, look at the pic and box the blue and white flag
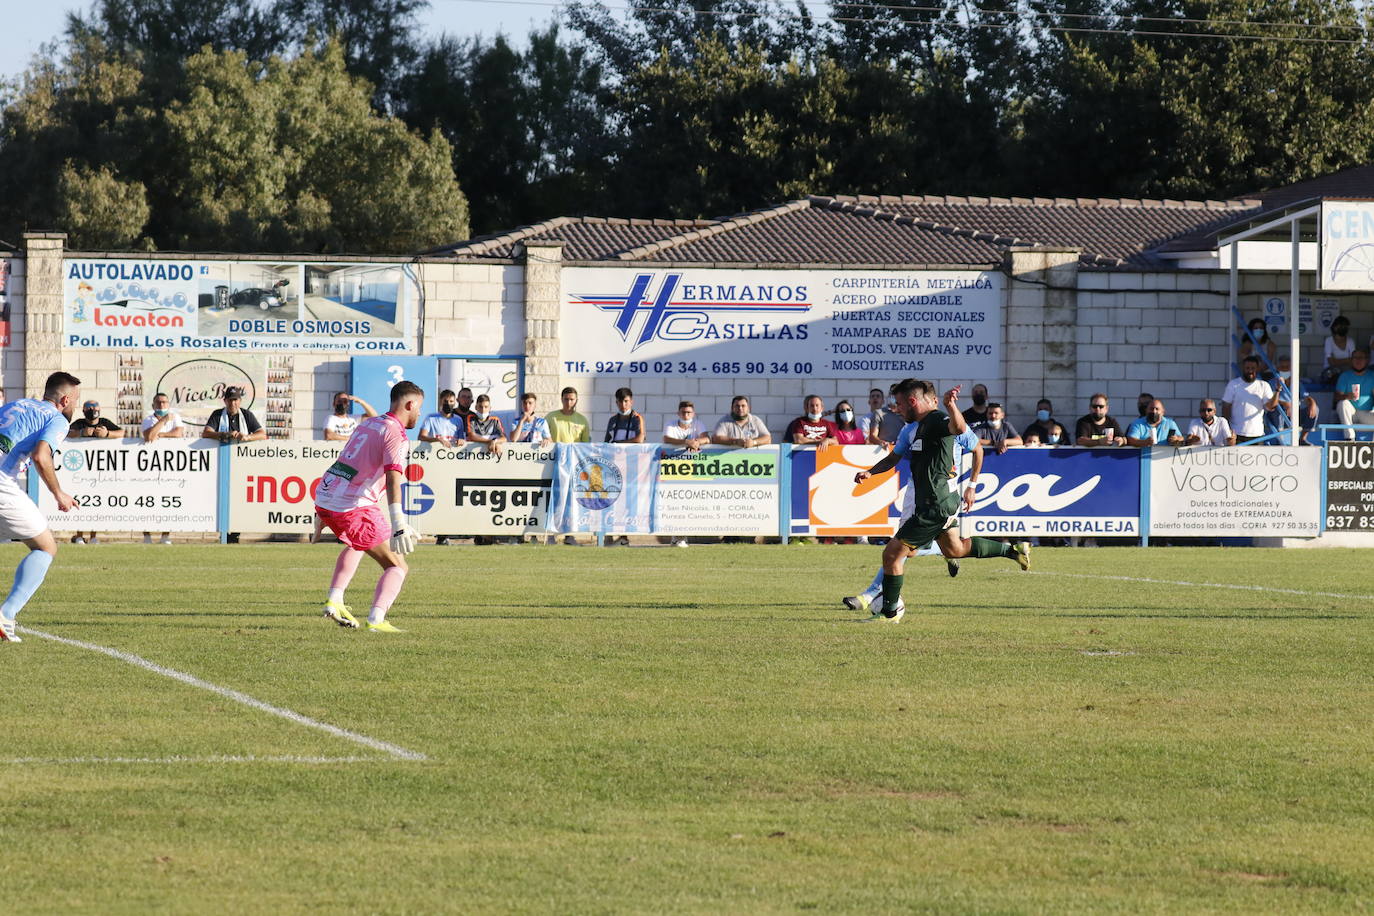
[548,443,658,533]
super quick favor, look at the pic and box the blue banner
[547,444,659,534]
[962,447,1140,537]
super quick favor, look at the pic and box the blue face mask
[1047,433,1060,444]
[1036,409,1050,422]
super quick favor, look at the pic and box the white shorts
[0,476,47,540]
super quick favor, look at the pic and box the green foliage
[0,38,467,252]
[55,161,151,249]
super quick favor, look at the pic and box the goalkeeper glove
[389,503,417,555]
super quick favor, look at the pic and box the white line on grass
[0,755,375,765]
[19,627,428,762]
[1029,571,1372,601]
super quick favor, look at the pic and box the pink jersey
[314,413,409,512]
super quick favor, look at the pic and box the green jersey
[894,408,958,513]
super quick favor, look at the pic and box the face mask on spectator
[1036,409,1050,422]
[84,409,98,420]
[989,418,1002,429]
[619,406,633,416]
[441,403,455,415]
[806,409,822,420]
[972,393,987,407]
[732,409,747,421]
[1047,433,1060,444]
[475,410,489,420]
[154,408,168,418]
[839,409,853,423]
[334,401,347,415]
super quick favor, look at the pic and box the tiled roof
[423,193,1268,269]
[423,215,714,261]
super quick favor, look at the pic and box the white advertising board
[655,446,780,535]
[560,267,1001,381]
[42,440,219,531]
[1147,446,1321,536]
[1320,201,1374,291]
[227,440,553,535]
[64,258,416,352]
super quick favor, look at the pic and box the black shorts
[895,502,959,549]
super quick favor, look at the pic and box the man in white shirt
[141,392,184,441]
[141,392,184,545]
[663,400,710,450]
[1222,357,1280,443]
[1185,399,1235,446]
[323,392,377,441]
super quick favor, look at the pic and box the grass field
[2,542,1372,913]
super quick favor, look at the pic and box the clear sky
[0,0,563,82]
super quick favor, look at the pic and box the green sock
[881,573,903,617]
[969,537,1013,559]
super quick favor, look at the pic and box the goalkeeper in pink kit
[315,380,424,633]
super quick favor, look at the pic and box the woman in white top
[1325,315,1354,380]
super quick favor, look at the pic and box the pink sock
[369,566,407,621]
[329,549,364,598]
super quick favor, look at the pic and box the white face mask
[989,419,1003,429]
[838,410,853,423]
[806,410,822,421]
[619,407,632,416]
[475,410,489,420]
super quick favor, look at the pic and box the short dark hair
[1037,399,1052,409]
[154,391,169,400]
[804,393,822,403]
[391,380,424,404]
[1242,355,1261,366]
[614,387,634,401]
[869,388,883,396]
[731,395,750,406]
[457,387,472,395]
[678,400,694,410]
[1138,392,1153,401]
[44,372,81,401]
[987,402,1003,412]
[891,378,935,400]
[561,386,578,397]
[520,391,536,401]
[439,388,456,400]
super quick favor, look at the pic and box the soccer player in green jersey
[853,379,1026,622]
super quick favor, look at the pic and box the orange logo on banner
[807,444,901,537]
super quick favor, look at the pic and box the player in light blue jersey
[843,384,1027,613]
[0,372,82,643]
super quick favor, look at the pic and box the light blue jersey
[420,413,463,440]
[893,420,978,461]
[0,398,69,482]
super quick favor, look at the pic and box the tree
[164,42,467,251]
[400,25,607,234]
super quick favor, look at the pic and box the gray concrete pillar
[22,232,66,397]
[520,240,564,406]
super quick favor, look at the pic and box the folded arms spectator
[712,396,771,448]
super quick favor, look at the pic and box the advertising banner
[656,446,780,535]
[141,353,271,429]
[547,444,658,534]
[227,440,548,536]
[1322,442,1374,532]
[960,447,1140,538]
[64,258,416,352]
[1320,201,1374,291]
[41,440,219,531]
[560,267,1001,381]
[411,443,553,534]
[1148,446,1321,536]
[788,444,905,538]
